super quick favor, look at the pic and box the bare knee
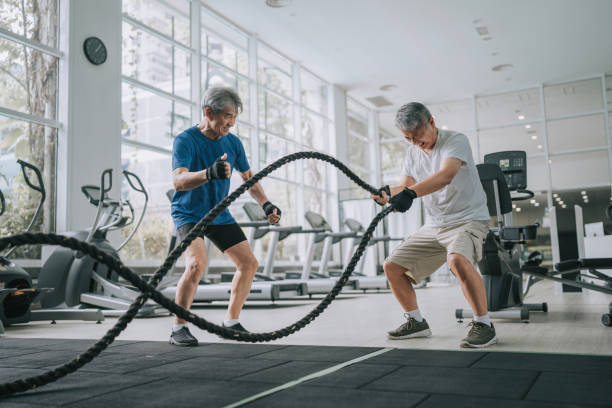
[183,258,205,285]
[447,254,475,282]
[237,255,258,276]
[384,261,406,279]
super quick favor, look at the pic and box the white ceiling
[203,0,612,108]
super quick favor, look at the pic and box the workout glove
[262,201,282,218]
[206,155,229,180]
[389,188,417,213]
[373,185,391,206]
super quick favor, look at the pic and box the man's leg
[446,253,488,316]
[383,261,418,311]
[223,240,258,321]
[175,237,207,324]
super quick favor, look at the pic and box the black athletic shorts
[175,222,247,252]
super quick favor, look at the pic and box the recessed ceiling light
[562,204,567,208]
[531,135,538,140]
[379,84,397,91]
[534,202,540,207]
[537,144,543,150]
[584,199,589,203]
[482,37,492,41]
[548,159,552,164]
[265,0,291,7]
[512,204,516,209]
[559,201,564,205]
[516,207,522,212]
[492,64,513,72]
[442,125,448,130]
[475,26,489,35]
[525,124,532,129]
[580,190,587,195]
[518,115,525,120]
[553,193,559,198]
[530,199,536,204]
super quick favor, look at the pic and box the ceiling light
[516,207,522,212]
[584,199,589,204]
[379,84,397,91]
[525,124,532,129]
[475,26,489,35]
[265,0,291,7]
[442,125,448,130]
[483,37,492,41]
[534,202,540,207]
[537,144,543,150]
[559,201,564,205]
[531,135,538,140]
[530,199,536,204]
[580,190,586,195]
[492,64,513,72]
[553,193,559,198]
[548,159,552,164]
[518,115,525,120]
[562,204,567,208]
[512,204,516,209]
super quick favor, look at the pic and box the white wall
[56,0,122,233]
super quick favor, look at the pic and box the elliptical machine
[0,160,103,334]
[455,151,547,322]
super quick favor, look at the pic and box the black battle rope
[0,152,394,397]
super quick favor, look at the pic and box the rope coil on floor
[0,151,394,397]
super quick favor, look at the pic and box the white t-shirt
[401,129,490,227]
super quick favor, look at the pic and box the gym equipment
[62,168,167,317]
[0,160,103,334]
[455,151,547,322]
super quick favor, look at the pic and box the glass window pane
[378,111,401,140]
[301,111,327,151]
[121,83,191,150]
[526,156,548,193]
[544,78,603,117]
[550,150,610,189]
[0,118,57,258]
[304,187,327,215]
[234,123,251,159]
[259,179,298,261]
[258,45,292,98]
[476,88,541,127]
[203,31,249,76]
[547,114,607,153]
[123,0,190,45]
[258,90,293,138]
[201,6,248,50]
[429,99,473,132]
[478,123,545,160]
[0,0,58,48]
[0,38,58,120]
[121,144,174,261]
[606,75,612,112]
[303,158,325,188]
[300,70,328,115]
[123,23,190,97]
[348,133,368,168]
[203,63,250,122]
[380,141,406,172]
[258,132,297,180]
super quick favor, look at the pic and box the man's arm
[372,175,415,205]
[241,169,281,224]
[409,157,462,197]
[173,167,208,191]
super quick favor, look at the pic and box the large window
[0,0,59,258]
[120,2,335,264]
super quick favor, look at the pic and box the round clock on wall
[83,36,107,65]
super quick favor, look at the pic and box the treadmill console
[484,151,527,191]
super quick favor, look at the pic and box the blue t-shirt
[171,126,250,228]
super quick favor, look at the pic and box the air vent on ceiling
[475,26,489,35]
[366,96,393,107]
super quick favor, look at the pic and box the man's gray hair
[395,102,432,131]
[201,86,243,114]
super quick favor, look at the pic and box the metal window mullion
[0,26,62,58]
[347,129,368,142]
[601,74,612,193]
[248,34,259,171]
[122,76,195,106]
[544,74,603,87]
[302,105,331,121]
[201,53,251,82]
[477,119,543,131]
[0,105,61,128]
[472,94,480,161]
[546,110,606,122]
[548,146,610,156]
[201,24,248,53]
[190,0,202,123]
[539,84,553,208]
[122,14,194,54]
[121,138,172,155]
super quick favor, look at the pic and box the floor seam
[520,370,542,400]
[467,352,489,367]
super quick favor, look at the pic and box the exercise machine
[455,151,547,322]
[0,160,103,334]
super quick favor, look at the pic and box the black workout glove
[206,155,229,180]
[373,185,391,206]
[262,201,282,218]
[389,188,417,213]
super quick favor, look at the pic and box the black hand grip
[17,159,46,200]
[0,189,5,216]
[100,169,113,197]
[123,170,146,194]
[606,204,612,221]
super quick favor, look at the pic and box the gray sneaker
[387,314,432,340]
[169,326,199,347]
[460,321,497,348]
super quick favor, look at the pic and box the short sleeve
[233,135,250,173]
[441,133,472,164]
[401,150,413,178]
[172,135,192,170]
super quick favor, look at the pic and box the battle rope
[0,152,394,397]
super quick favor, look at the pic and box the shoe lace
[401,313,417,330]
[466,321,483,336]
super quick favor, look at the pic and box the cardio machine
[0,160,103,334]
[455,151,547,322]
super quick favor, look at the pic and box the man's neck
[424,128,439,154]
[197,122,222,140]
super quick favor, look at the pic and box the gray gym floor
[1,281,611,407]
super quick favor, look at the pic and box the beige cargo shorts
[386,220,489,284]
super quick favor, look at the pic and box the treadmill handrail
[116,170,148,251]
[86,169,113,243]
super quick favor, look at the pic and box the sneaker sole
[460,335,498,348]
[169,338,199,347]
[388,328,432,340]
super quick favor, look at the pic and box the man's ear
[203,106,213,120]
